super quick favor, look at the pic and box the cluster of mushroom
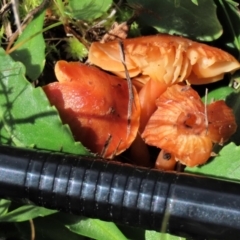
[43,34,240,169]
[89,35,240,132]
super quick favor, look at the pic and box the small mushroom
[43,61,141,158]
[155,150,177,171]
[142,84,237,168]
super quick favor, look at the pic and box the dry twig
[118,40,134,137]
[6,0,50,51]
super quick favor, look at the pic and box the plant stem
[6,22,62,54]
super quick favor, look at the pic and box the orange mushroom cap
[142,84,237,167]
[89,34,240,85]
[43,61,140,158]
[89,35,240,134]
[207,100,237,144]
[155,150,177,171]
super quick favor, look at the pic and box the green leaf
[202,86,235,104]
[0,204,57,222]
[127,0,222,41]
[191,0,199,5]
[66,0,112,21]
[10,10,46,81]
[5,213,86,240]
[0,199,11,216]
[0,48,89,155]
[67,217,128,240]
[185,142,240,182]
[115,225,146,240]
[145,230,185,240]
[214,0,240,59]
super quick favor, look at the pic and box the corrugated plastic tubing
[0,145,240,239]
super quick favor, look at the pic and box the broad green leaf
[0,204,56,222]
[191,0,198,5]
[145,230,185,240]
[202,86,235,104]
[115,224,145,240]
[67,217,128,240]
[127,0,222,41]
[0,48,89,155]
[4,213,86,240]
[185,143,240,181]
[10,10,46,81]
[66,0,112,21]
[0,199,11,216]
[214,0,240,59]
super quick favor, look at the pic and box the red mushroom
[142,84,237,168]
[43,61,141,158]
[88,34,240,132]
[207,100,237,144]
[89,34,240,85]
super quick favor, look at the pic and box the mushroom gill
[142,84,237,167]
[88,34,240,86]
[89,35,240,134]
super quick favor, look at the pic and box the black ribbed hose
[0,145,240,239]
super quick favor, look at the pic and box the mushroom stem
[138,78,168,133]
[130,133,152,167]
